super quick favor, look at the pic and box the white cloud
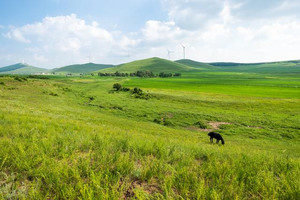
[2,1,300,67]
[34,54,48,63]
[4,29,31,43]
[3,14,135,67]
[142,20,185,42]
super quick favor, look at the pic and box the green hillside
[53,63,113,74]
[0,63,25,72]
[175,59,216,70]
[0,63,49,74]
[209,60,300,74]
[99,57,198,73]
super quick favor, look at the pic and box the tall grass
[0,74,299,199]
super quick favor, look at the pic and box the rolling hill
[209,60,300,73]
[98,57,198,73]
[0,63,49,74]
[53,63,114,74]
[175,59,216,70]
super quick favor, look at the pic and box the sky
[1,0,300,68]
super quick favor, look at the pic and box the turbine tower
[167,49,174,60]
[87,55,91,63]
[181,44,186,59]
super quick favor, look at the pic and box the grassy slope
[53,63,114,74]
[209,60,300,74]
[99,57,197,73]
[0,72,299,199]
[0,63,49,74]
[0,63,25,72]
[175,59,216,70]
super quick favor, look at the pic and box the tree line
[98,70,181,78]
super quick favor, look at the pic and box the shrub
[153,118,161,124]
[134,93,152,100]
[88,96,95,101]
[113,83,122,91]
[132,87,142,94]
[14,76,27,82]
[27,75,49,79]
[0,81,5,85]
[194,121,208,129]
[164,119,174,126]
[122,87,130,91]
[49,92,58,96]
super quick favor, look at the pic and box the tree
[113,83,122,91]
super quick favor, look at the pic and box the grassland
[53,63,114,74]
[0,70,299,199]
[0,63,49,74]
[99,58,197,73]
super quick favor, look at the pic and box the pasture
[0,71,299,199]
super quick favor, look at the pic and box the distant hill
[175,59,216,69]
[98,57,198,73]
[53,63,114,74]
[2,59,299,75]
[208,60,300,73]
[0,63,49,74]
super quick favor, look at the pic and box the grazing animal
[208,132,225,145]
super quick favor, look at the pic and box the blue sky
[1,0,300,68]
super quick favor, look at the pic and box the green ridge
[175,59,216,69]
[53,63,113,74]
[0,63,49,74]
[98,57,198,73]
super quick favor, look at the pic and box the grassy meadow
[0,71,299,199]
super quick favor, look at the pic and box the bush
[132,87,142,94]
[153,118,162,124]
[0,81,5,85]
[27,75,49,79]
[49,92,58,96]
[131,87,153,100]
[88,96,95,101]
[122,87,130,91]
[14,76,27,82]
[194,121,208,129]
[113,83,122,91]
[163,119,174,126]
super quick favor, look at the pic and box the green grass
[0,72,299,199]
[98,57,197,73]
[53,63,113,74]
[0,63,49,74]
[208,61,300,74]
[175,59,216,70]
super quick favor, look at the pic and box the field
[0,71,299,199]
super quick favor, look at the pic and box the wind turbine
[167,49,174,60]
[87,55,91,63]
[181,44,186,59]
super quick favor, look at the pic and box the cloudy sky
[1,0,300,68]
